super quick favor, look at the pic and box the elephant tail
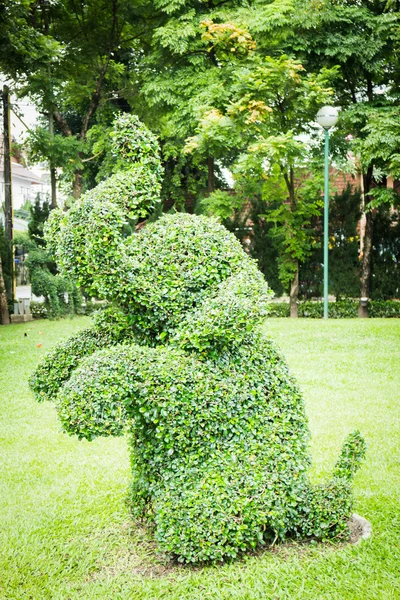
[293,432,366,541]
[333,431,366,482]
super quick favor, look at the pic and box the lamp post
[316,106,339,319]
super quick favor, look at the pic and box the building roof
[9,161,44,185]
[0,159,44,185]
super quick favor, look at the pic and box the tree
[0,0,303,206]
[223,193,285,296]
[186,52,333,315]
[137,16,259,208]
[136,0,400,310]
[133,5,342,312]
[288,0,400,315]
[28,194,51,247]
[0,0,145,197]
[0,225,13,325]
[1,0,248,202]
[299,184,362,300]
[0,256,10,325]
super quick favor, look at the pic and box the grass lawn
[0,316,399,599]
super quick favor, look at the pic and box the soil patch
[88,514,372,581]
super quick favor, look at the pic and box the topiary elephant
[30,114,366,564]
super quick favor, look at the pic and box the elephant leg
[54,344,153,440]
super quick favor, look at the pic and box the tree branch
[80,58,110,139]
[82,150,103,162]
[80,0,120,139]
[69,0,89,43]
[53,110,73,136]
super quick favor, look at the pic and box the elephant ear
[171,269,273,355]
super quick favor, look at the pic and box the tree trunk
[3,87,12,247]
[285,167,299,318]
[48,110,57,208]
[3,85,15,301]
[358,168,374,318]
[184,192,197,214]
[290,262,299,318]
[0,255,10,325]
[50,167,57,208]
[72,170,83,199]
[207,156,215,195]
[358,210,374,318]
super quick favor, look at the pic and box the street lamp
[316,106,339,319]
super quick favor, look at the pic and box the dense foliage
[370,205,400,300]
[30,116,365,563]
[1,1,399,311]
[23,196,82,319]
[298,185,362,301]
[267,299,400,319]
[0,0,150,198]
[28,194,51,246]
[228,186,399,303]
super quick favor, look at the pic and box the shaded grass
[0,317,399,599]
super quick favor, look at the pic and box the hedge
[267,299,400,318]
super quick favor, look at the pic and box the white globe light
[316,106,339,129]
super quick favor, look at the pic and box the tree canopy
[1,0,399,307]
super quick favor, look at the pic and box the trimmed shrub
[268,302,290,317]
[267,299,400,318]
[369,300,400,318]
[298,300,359,318]
[30,115,366,564]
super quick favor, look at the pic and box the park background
[0,1,400,598]
[0,0,399,321]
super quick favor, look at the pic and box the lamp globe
[316,106,339,130]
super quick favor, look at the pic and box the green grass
[0,317,399,599]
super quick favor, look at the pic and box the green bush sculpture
[30,114,366,564]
